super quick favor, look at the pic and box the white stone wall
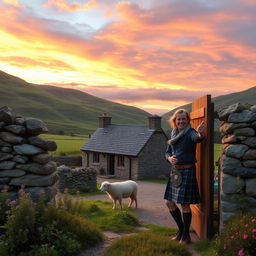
[218,103,256,229]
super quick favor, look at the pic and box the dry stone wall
[57,165,97,192]
[0,106,58,202]
[218,103,256,229]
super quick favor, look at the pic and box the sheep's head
[100,181,111,192]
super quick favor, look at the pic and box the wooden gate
[190,95,214,239]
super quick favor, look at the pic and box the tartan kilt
[164,167,201,204]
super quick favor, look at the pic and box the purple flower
[5,210,11,215]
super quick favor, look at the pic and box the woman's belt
[173,164,195,170]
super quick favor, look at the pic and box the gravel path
[79,177,201,256]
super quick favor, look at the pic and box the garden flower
[243,234,248,239]
[223,244,227,249]
[252,229,256,233]
[5,210,11,215]
[252,218,256,223]
[238,249,244,256]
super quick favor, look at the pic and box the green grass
[40,134,88,156]
[103,232,192,256]
[75,200,141,233]
[194,239,218,256]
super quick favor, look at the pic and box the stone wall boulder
[218,103,256,230]
[0,106,58,202]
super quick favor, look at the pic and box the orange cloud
[43,0,98,12]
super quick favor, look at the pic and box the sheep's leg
[118,199,123,210]
[128,197,133,208]
[112,199,117,209]
[134,197,138,208]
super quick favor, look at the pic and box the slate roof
[81,124,156,156]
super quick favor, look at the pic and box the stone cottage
[81,114,170,180]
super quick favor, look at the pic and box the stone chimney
[148,115,162,131]
[99,113,112,128]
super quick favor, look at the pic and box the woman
[164,108,205,244]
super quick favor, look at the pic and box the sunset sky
[0,0,255,115]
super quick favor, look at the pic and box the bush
[217,212,256,256]
[0,189,103,255]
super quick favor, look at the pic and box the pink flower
[252,218,256,223]
[223,244,227,249]
[252,229,256,233]
[243,234,248,239]
[238,249,244,256]
[244,224,248,227]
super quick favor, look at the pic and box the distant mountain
[162,86,256,131]
[0,71,150,135]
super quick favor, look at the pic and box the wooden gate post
[190,95,214,239]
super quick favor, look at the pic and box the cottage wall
[82,151,139,180]
[137,132,170,179]
[218,103,256,230]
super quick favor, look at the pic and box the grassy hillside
[0,71,150,135]
[162,86,256,131]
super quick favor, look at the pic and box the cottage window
[117,155,125,167]
[93,152,100,163]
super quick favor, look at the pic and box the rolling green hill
[162,86,256,131]
[0,71,150,135]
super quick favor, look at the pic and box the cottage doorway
[108,154,115,175]
[190,95,214,239]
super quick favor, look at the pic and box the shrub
[217,212,256,256]
[0,190,103,255]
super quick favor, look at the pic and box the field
[40,135,223,164]
[40,134,89,156]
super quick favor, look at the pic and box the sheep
[100,180,138,210]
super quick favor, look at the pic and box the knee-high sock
[170,208,184,232]
[182,211,192,239]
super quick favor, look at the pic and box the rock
[10,172,59,187]
[221,155,241,167]
[13,144,43,155]
[242,160,256,168]
[15,117,25,125]
[251,105,256,113]
[24,185,57,202]
[221,135,246,144]
[233,127,255,137]
[0,177,10,184]
[224,144,249,159]
[243,149,256,160]
[222,165,256,178]
[25,118,48,135]
[0,106,15,124]
[218,103,245,121]
[16,161,57,175]
[0,139,11,147]
[0,152,13,161]
[0,161,16,170]
[32,153,52,164]
[219,122,249,135]
[242,137,256,148]
[12,155,29,164]
[228,110,256,123]
[0,169,26,177]
[0,132,25,144]
[4,124,26,135]
[1,146,12,153]
[222,173,244,194]
[28,136,57,151]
